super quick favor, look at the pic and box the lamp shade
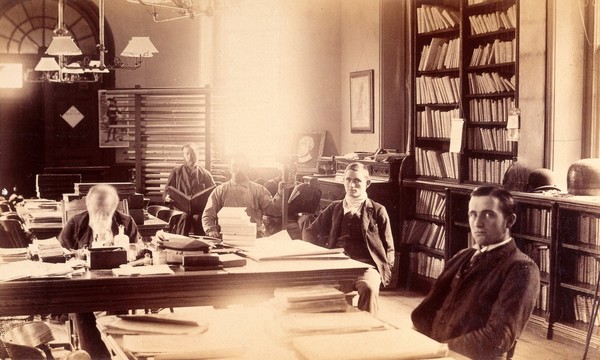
[34,57,60,71]
[121,37,158,57]
[46,36,83,56]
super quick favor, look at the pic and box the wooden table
[0,257,369,316]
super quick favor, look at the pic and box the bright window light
[0,64,23,88]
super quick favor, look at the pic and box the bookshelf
[411,0,519,185]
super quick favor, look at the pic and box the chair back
[156,209,184,233]
[147,205,170,218]
[62,197,129,225]
[0,219,32,248]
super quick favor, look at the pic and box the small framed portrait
[295,131,326,174]
[350,69,374,133]
[98,90,129,148]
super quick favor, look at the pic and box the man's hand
[164,194,172,203]
[207,230,221,240]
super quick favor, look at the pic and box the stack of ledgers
[217,207,256,247]
[0,248,28,263]
[273,285,350,313]
[30,237,65,260]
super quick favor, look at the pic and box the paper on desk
[97,315,207,335]
[122,334,246,358]
[242,231,346,261]
[0,260,73,281]
[112,264,174,276]
[292,329,449,360]
[277,311,387,334]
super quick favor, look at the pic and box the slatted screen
[99,88,211,201]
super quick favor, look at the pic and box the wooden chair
[155,208,184,233]
[0,321,77,360]
[147,205,170,218]
[0,218,33,248]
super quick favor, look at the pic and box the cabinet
[411,0,518,185]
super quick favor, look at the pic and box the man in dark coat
[411,186,540,360]
[302,162,394,315]
[164,142,216,236]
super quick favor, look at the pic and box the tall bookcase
[412,0,518,185]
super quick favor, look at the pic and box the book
[165,185,216,214]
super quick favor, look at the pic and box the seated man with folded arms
[202,154,284,238]
[301,162,395,315]
[411,186,540,359]
[58,184,139,360]
[164,142,216,236]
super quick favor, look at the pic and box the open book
[166,185,216,214]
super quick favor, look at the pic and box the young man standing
[411,186,540,359]
[302,162,395,315]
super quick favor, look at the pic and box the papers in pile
[0,248,28,263]
[217,207,256,247]
[0,260,74,281]
[273,285,350,313]
[30,237,65,259]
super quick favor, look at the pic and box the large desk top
[0,256,369,316]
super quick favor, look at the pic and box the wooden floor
[378,289,600,360]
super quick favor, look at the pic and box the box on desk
[85,247,128,270]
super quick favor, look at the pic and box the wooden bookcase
[412,0,518,185]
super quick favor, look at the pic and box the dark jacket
[304,199,395,287]
[411,239,540,360]
[164,164,216,208]
[58,211,139,250]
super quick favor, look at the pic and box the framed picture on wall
[295,131,326,174]
[349,69,374,133]
[98,90,129,148]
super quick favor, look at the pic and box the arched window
[0,0,99,56]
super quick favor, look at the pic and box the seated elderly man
[59,184,139,249]
[58,184,139,360]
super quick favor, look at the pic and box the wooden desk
[0,257,368,316]
[16,202,168,239]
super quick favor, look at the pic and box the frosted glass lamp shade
[34,57,60,71]
[46,36,83,56]
[121,37,158,57]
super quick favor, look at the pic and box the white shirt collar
[473,236,513,253]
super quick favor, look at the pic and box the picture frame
[294,131,326,174]
[98,90,129,148]
[349,69,374,133]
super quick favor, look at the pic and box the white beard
[89,209,114,246]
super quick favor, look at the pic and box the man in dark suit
[302,162,395,315]
[411,186,540,360]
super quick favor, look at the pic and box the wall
[340,0,380,154]
[98,0,201,88]
[547,0,585,190]
[210,0,342,161]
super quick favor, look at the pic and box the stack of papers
[26,211,62,223]
[112,264,174,277]
[97,314,208,335]
[273,285,349,313]
[31,237,65,259]
[0,260,74,281]
[217,207,256,247]
[276,311,387,335]
[242,231,346,261]
[292,329,450,360]
[0,248,28,263]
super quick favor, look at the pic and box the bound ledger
[166,185,216,214]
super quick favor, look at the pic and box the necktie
[469,250,483,268]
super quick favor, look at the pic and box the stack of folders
[0,248,28,263]
[97,314,208,336]
[217,207,256,247]
[273,285,350,313]
[31,237,65,262]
